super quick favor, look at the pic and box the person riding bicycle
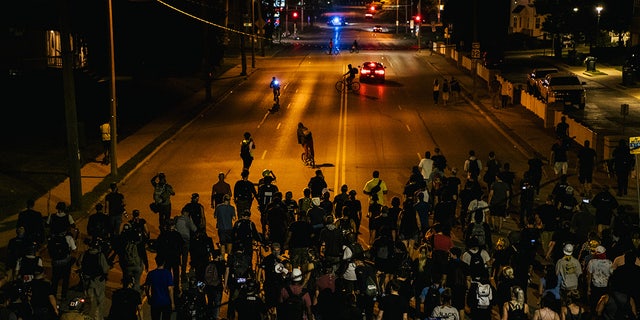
[344,64,358,84]
[352,40,359,52]
[297,122,314,163]
[269,77,281,101]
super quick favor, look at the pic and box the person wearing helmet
[235,278,267,320]
[259,169,277,186]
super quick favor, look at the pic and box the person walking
[577,140,597,196]
[233,169,257,216]
[100,121,111,165]
[611,138,634,196]
[214,194,236,258]
[77,239,109,320]
[105,182,126,237]
[144,256,176,320]
[442,79,450,105]
[433,79,441,105]
[240,132,256,170]
[182,193,206,230]
[151,172,175,230]
[211,171,232,208]
[450,77,461,104]
[17,198,45,247]
[363,170,388,207]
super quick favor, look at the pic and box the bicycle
[335,76,360,93]
[350,45,359,53]
[301,150,315,167]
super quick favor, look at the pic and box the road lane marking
[276,123,281,130]
[405,124,411,132]
[257,112,270,128]
[261,150,267,160]
[287,103,292,110]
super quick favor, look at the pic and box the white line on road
[257,112,270,128]
[406,124,411,132]
[276,123,281,130]
[287,103,292,110]
[261,150,267,160]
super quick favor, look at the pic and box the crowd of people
[3,130,639,320]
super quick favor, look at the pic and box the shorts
[492,205,507,218]
[553,162,568,175]
[218,229,233,244]
[578,169,593,183]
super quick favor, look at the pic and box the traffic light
[414,15,421,23]
[292,11,298,19]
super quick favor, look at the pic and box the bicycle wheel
[350,81,361,91]
[335,80,345,93]
[301,152,308,165]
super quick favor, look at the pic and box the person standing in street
[433,79,440,105]
[363,170,388,207]
[214,194,236,258]
[77,239,109,320]
[611,138,634,197]
[240,132,256,170]
[234,169,257,215]
[308,169,328,198]
[151,172,175,230]
[450,77,461,104]
[144,256,175,320]
[551,137,569,177]
[182,193,206,231]
[105,182,126,237]
[211,171,232,208]
[17,198,45,247]
[441,79,450,105]
[100,121,111,165]
[48,230,77,300]
[577,140,597,196]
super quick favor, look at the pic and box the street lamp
[595,5,603,47]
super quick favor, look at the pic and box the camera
[237,278,247,283]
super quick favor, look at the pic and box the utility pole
[59,0,83,210]
[250,0,255,68]
[107,0,118,177]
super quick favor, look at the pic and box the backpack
[48,234,70,261]
[423,285,442,316]
[375,241,390,260]
[469,223,486,247]
[231,253,251,279]
[123,241,141,270]
[81,251,103,277]
[469,159,480,177]
[153,184,167,204]
[281,286,306,320]
[349,242,365,260]
[203,261,221,286]
[468,250,487,280]
[50,214,71,235]
[370,180,382,195]
[233,219,255,243]
[364,274,379,297]
[476,283,492,309]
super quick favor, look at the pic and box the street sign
[471,42,481,59]
[630,136,640,154]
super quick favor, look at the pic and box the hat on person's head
[563,243,574,256]
[292,268,303,281]
[566,186,574,194]
[191,193,199,199]
[312,197,321,206]
[595,245,606,254]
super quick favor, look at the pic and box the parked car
[539,72,586,109]
[527,67,559,94]
[359,61,386,82]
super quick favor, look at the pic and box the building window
[513,17,518,28]
[46,30,88,69]
[535,17,541,29]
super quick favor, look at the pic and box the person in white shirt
[431,288,460,320]
[418,151,434,184]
